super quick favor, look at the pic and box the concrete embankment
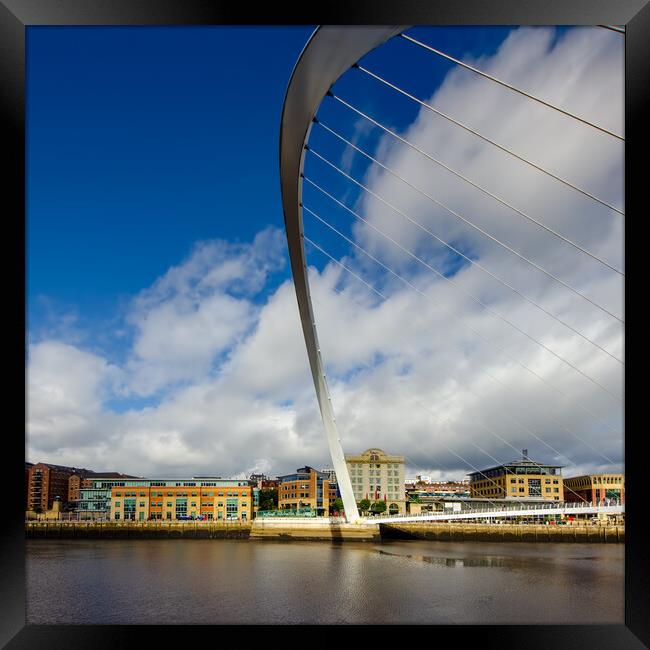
[25,520,624,543]
[380,522,624,543]
[25,519,381,542]
[250,517,380,541]
[26,521,251,539]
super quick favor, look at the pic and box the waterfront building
[563,474,625,504]
[76,474,140,520]
[68,471,135,511]
[345,448,406,515]
[27,462,92,512]
[277,466,333,515]
[468,451,564,501]
[110,477,256,522]
[25,462,33,510]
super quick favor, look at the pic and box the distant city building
[409,480,470,498]
[468,451,564,501]
[563,474,625,504]
[110,477,256,522]
[416,475,432,484]
[277,466,333,515]
[320,467,337,484]
[249,473,268,488]
[260,479,280,490]
[345,448,406,515]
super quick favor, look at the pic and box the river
[26,539,623,624]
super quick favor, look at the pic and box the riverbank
[25,520,624,542]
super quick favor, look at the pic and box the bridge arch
[280,26,407,523]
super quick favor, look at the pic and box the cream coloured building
[345,448,406,515]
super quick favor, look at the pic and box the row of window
[115,491,247,498]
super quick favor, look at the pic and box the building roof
[467,451,563,478]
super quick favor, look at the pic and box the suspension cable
[352,63,624,216]
[327,92,625,278]
[301,200,623,433]
[306,144,624,326]
[399,33,625,141]
[313,118,623,364]
[306,240,551,507]
[304,165,623,401]
[311,283,614,495]
[307,247,617,499]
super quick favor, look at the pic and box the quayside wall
[26,521,251,540]
[25,520,624,542]
[380,522,624,543]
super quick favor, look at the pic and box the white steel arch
[279,26,407,523]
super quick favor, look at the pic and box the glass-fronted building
[468,451,564,501]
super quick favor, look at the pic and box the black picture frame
[3,0,646,646]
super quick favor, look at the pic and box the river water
[26,539,623,624]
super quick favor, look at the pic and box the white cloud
[26,27,623,481]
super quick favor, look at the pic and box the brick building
[277,466,333,514]
[563,474,625,504]
[27,462,91,511]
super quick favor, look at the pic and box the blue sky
[27,26,521,342]
[26,26,623,479]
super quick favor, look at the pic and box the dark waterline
[26,539,624,625]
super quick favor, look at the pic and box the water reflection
[26,539,624,625]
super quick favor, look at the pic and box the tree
[329,498,344,516]
[258,488,278,511]
[358,499,371,514]
[371,500,387,514]
[33,505,43,514]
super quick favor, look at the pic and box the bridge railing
[365,500,624,521]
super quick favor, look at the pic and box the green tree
[32,505,43,514]
[371,500,387,514]
[358,498,371,514]
[258,488,278,511]
[329,498,344,515]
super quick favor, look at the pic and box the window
[114,502,121,508]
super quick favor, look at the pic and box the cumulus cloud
[26,27,623,481]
